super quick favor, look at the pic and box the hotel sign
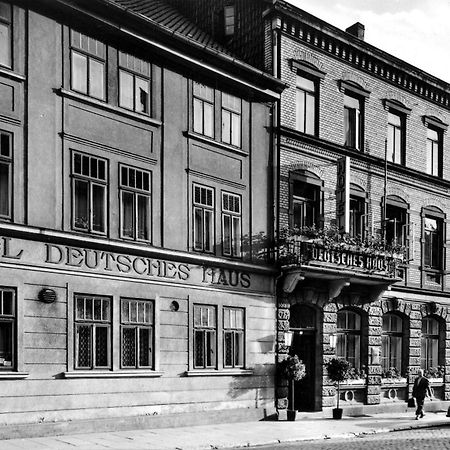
[0,236,270,292]
[336,156,350,234]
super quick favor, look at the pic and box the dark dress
[412,375,432,417]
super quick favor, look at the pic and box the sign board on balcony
[336,156,350,233]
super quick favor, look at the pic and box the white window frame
[221,92,241,147]
[221,191,241,257]
[193,82,214,138]
[223,307,245,368]
[193,184,215,253]
[193,304,217,369]
[0,130,12,220]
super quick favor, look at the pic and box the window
[426,127,442,177]
[344,93,362,149]
[381,313,404,376]
[385,201,408,247]
[222,192,241,257]
[121,298,153,369]
[0,288,14,370]
[336,310,361,370]
[221,93,241,147]
[421,317,440,372]
[75,295,111,369]
[72,152,107,234]
[0,2,11,68]
[0,131,12,219]
[223,307,244,368]
[296,75,316,135]
[423,216,442,270]
[193,305,216,369]
[349,194,365,238]
[193,184,214,252]
[120,165,151,242]
[119,52,150,115]
[70,30,106,100]
[292,180,320,228]
[387,111,405,164]
[223,5,235,36]
[193,82,214,138]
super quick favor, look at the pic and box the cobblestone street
[246,427,450,450]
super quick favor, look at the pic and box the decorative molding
[291,49,325,71]
[185,369,253,377]
[423,115,448,131]
[383,98,412,115]
[279,18,450,108]
[184,131,249,157]
[63,371,164,378]
[0,67,26,82]
[340,71,369,91]
[186,169,246,190]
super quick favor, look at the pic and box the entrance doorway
[289,304,317,411]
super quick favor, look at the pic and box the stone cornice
[268,4,450,109]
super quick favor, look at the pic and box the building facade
[165,0,450,417]
[0,0,283,432]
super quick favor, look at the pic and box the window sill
[342,379,366,387]
[0,67,26,82]
[381,378,407,386]
[63,370,163,379]
[56,88,162,127]
[185,369,253,377]
[429,378,444,384]
[184,131,248,156]
[0,372,29,379]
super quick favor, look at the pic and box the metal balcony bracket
[282,271,305,294]
[329,279,351,300]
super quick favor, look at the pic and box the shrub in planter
[279,355,306,420]
[326,358,350,419]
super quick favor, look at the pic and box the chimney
[345,22,365,40]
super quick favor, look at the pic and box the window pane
[0,162,9,217]
[95,326,109,367]
[137,194,150,240]
[0,133,10,157]
[0,23,11,68]
[122,191,134,238]
[193,98,203,134]
[305,92,315,135]
[102,299,110,321]
[297,76,315,91]
[224,331,233,366]
[223,214,231,255]
[222,110,231,144]
[194,330,205,367]
[93,299,102,321]
[135,77,149,114]
[296,90,306,132]
[122,327,136,367]
[74,180,89,229]
[71,52,88,94]
[89,59,105,100]
[235,331,244,366]
[206,330,216,367]
[204,209,213,252]
[76,325,91,368]
[119,70,133,110]
[2,291,12,315]
[204,103,214,137]
[139,327,151,367]
[231,113,241,147]
[0,322,12,364]
[194,207,203,250]
[92,184,105,232]
[232,216,241,256]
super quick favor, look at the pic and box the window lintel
[383,99,411,116]
[339,80,370,98]
[423,115,448,131]
[291,59,325,80]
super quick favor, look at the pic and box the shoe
[415,416,419,420]
[420,413,424,418]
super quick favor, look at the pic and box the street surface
[240,426,450,449]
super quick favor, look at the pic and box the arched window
[337,309,361,369]
[381,313,404,376]
[421,317,441,373]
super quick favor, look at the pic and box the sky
[288,0,450,83]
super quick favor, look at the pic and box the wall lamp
[284,331,294,347]
[329,333,337,349]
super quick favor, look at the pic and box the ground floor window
[381,313,404,377]
[336,309,361,370]
[223,307,244,368]
[194,304,217,369]
[0,288,15,370]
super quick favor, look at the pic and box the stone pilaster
[322,302,337,408]
[276,299,290,418]
[367,303,382,405]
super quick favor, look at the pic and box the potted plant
[326,358,350,419]
[279,355,306,421]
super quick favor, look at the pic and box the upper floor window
[0,288,15,370]
[381,313,404,377]
[121,298,153,369]
[423,215,443,270]
[75,294,111,369]
[223,5,235,36]
[296,76,317,135]
[120,165,151,242]
[193,304,216,369]
[349,188,366,238]
[0,2,11,68]
[72,152,107,234]
[193,82,214,138]
[0,131,12,220]
[119,52,150,115]
[222,192,241,257]
[193,184,214,252]
[385,197,408,247]
[336,310,361,370]
[223,307,244,368]
[291,176,321,229]
[70,31,106,100]
[344,93,362,149]
[221,93,241,147]
[387,111,405,164]
[426,127,443,177]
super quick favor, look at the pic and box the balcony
[279,227,405,298]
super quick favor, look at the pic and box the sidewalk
[1,411,449,450]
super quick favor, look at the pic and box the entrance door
[289,304,317,411]
[290,331,316,411]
